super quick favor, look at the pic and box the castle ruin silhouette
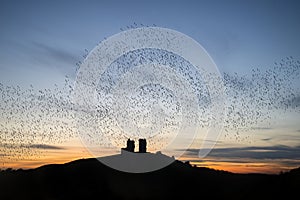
[122,138,147,153]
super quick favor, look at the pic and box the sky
[0,0,300,173]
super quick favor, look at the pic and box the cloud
[30,41,79,76]
[32,42,77,64]
[251,127,272,130]
[0,143,64,150]
[261,138,272,141]
[28,144,64,150]
[183,145,300,160]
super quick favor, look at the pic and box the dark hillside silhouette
[0,153,299,200]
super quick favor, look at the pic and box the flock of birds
[0,26,300,165]
[223,56,300,141]
[88,48,212,150]
[0,78,75,162]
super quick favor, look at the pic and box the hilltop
[0,153,299,200]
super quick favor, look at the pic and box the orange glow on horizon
[1,151,294,175]
[1,140,297,174]
[188,161,293,174]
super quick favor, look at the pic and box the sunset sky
[1,0,300,174]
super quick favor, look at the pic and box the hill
[0,153,299,200]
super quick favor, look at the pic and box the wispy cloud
[251,127,272,130]
[32,42,77,65]
[183,145,300,160]
[28,144,64,150]
[30,41,79,76]
[261,138,272,141]
[1,143,64,150]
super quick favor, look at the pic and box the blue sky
[1,0,300,85]
[1,0,300,172]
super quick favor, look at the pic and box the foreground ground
[0,156,299,200]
